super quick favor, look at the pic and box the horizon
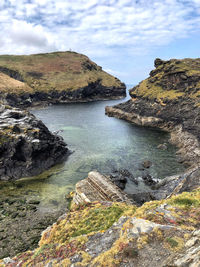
[0,0,200,84]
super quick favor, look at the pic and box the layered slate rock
[0,105,69,180]
[0,51,126,107]
[72,171,133,205]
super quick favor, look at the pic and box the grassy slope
[130,58,200,105]
[0,51,122,94]
[0,73,33,94]
[1,189,199,266]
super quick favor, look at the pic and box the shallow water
[0,86,185,211]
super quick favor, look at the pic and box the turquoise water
[0,87,185,211]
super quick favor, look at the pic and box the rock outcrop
[0,51,126,107]
[72,171,133,206]
[106,58,200,197]
[0,105,69,181]
[1,188,199,266]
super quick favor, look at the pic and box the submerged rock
[109,169,138,190]
[0,105,69,181]
[142,160,152,169]
[157,143,167,150]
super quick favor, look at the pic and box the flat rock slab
[72,171,133,205]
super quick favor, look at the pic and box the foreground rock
[0,51,126,107]
[1,188,199,266]
[0,105,69,181]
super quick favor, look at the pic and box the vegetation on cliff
[130,58,200,105]
[0,51,125,106]
[106,57,200,166]
[1,189,199,266]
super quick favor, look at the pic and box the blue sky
[0,0,200,84]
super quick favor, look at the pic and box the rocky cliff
[0,105,69,181]
[0,51,126,107]
[106,58,200,167]
[1,185,199,266]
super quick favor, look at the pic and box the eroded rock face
[106,58,200,197]
[0,105,69,180]
[106,58,200,165]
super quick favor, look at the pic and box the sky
[0,0,200,84]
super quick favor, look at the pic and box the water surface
[0,87,185,211]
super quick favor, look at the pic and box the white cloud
[0,0,200,80]
[9,20,48,47]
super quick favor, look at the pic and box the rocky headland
[106,58,200,196]
[0,51,126,108]
[0,105,69,181]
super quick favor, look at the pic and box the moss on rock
[130,58,200,104]
[1,188,199,266]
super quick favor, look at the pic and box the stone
[128,192,156,206]
[142,160,152,169]
[185,237,199,248]
[27,200,40,205]
[142,173,157,186]
[157,143,167,150]
[3,257,15,264]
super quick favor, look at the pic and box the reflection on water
[0,87,185,211]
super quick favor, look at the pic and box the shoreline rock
[4,83,126,109]
[106,57,200,197]
[0,105,69,181]
[105,104,200,167]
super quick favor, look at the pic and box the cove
[31,86,184,205]
[0,86,186,258]
[0,86,185,211]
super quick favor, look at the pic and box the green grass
[166,237,178,248]
[130,57,200,102]
[0,51,122,95]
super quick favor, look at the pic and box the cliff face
[0,105,69,181]
[0,51,126,107]
[106,58,200,167]
[1,187,199,266]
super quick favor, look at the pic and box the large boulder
[0,105,69,180]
